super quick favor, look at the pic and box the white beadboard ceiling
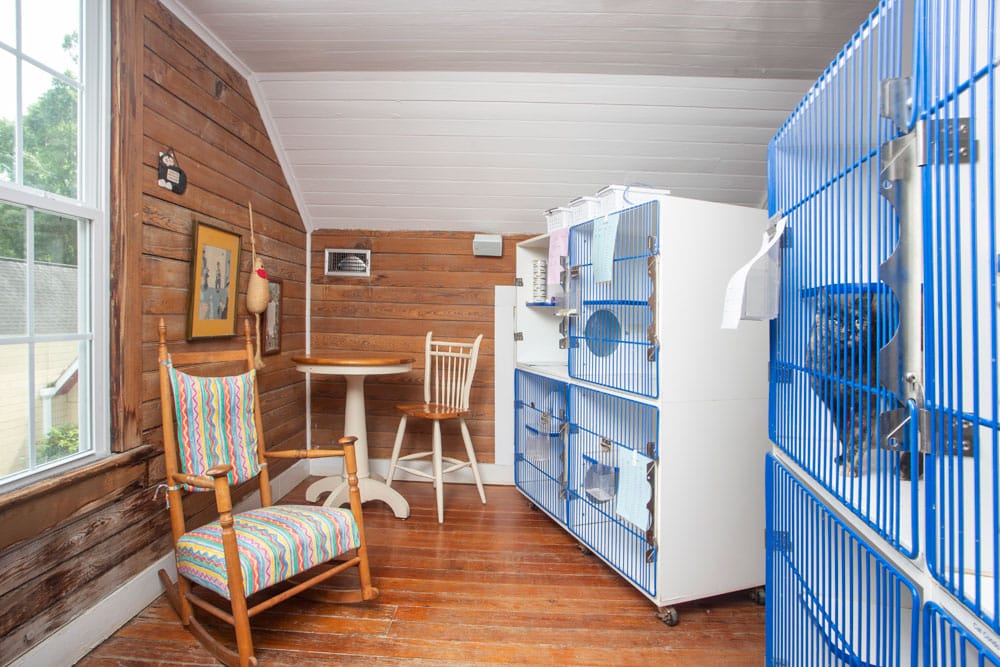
[173,0,880,233]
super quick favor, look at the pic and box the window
[0,0,109,492]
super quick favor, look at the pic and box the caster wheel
[749,587,766,606]
[577,543,592,556]
[657,607,679,626]
[527,502,538,512]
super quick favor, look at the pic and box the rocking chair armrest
[264,449,344,460]
[169,465,233,491]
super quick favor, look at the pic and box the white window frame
[0,0,110,493]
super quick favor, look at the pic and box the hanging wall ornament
[245,201,270,369]
[157,149,187,194]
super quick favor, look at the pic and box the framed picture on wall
[261,277,282,355]
[187,222,242,339]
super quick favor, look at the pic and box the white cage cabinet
[512,194,771,622]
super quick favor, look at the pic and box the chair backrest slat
[422,332,483,410]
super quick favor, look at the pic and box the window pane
[22,0,80,81]
[34,211,78,335]
[0,0,13,47]
[34,340,81,465]
[0,344,30,478]
[22,60,78,198]
[0,49,14,185]
[0,202,27,336]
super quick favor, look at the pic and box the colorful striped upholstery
[168,363,260,490]
[175,505,361,599]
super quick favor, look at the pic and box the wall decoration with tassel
[245,201,270,369]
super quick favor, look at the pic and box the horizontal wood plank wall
[0,1,308,663]
[309,230,528,467]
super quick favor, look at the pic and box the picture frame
[187,221,242,339]
[261,277,282,355]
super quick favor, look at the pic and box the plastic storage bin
[569,196,601,225]
[545,207,572,232]
[596,185,668,216]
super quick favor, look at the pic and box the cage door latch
[879,402,976,457]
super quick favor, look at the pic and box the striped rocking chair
[156,318,378,667]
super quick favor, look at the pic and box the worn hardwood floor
[77,481,765,666]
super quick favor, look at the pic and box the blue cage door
[568,201,659,398]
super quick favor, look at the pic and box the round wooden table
[293,353,414,518]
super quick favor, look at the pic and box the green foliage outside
[0,32,80,265]
[37,424,80,463]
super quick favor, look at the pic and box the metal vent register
[324,249,371,277]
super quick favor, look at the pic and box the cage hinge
[878,129,924,409]
[771,363,793,385]
[558,309,577,349]
[880,77,913,133]
[514,277,524,287]
[917,117,974,166]
[769,530,792,553]
[644,454,657,561]
[646,254,658,364]
[513,331,524,342]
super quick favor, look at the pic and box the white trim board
[10,460,311,667]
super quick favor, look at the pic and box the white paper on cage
[616,449,652,530]
[593,213,620,284]
[547,226,569,288]
[721,215,786,329]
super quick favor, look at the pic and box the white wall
[256,71,811,233]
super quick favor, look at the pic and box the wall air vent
[324,249,371,277]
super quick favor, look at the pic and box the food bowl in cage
[583,457,617,504]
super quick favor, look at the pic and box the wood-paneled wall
[309,230,525,466]
[0,1,308,662]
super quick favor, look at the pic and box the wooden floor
[77,481,765,666]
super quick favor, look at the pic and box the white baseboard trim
[309,457,514,486]
[11,460,312,667]
[11,551,177,667]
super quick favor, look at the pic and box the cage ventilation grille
[325,249,371,277]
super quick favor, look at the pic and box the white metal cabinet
[513,193,770,622]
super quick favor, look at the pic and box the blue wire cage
[768,0,918,556]
[567,383,659,597]
[923,602,1000,665]
[568,202,659,398]
[766,454,920,666]
[768,0,1000,654]
[917,0,1000,635]
[514,369,568,523]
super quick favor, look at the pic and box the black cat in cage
[806,287,889,477]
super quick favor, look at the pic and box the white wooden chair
[386,332,486,522]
